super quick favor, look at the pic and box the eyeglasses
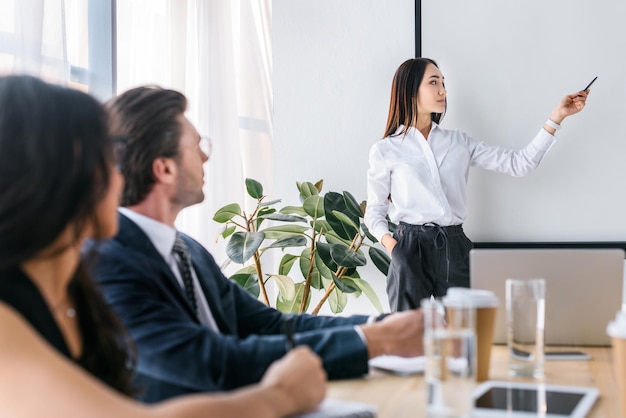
[200,136,212,158]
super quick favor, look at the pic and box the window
[0,0,115,101]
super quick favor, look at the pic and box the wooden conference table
[327,346,621,418]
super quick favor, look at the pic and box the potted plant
[213,178,392,314]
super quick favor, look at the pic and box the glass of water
[506,278,545,378]
[422,297,477,418]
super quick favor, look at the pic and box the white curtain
[0,0,274,264]
[116,0,273,263]
[0,0,69,82]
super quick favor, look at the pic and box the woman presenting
[364,57,589,311]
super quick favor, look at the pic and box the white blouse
[364,123,556,242]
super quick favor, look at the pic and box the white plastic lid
[443,287,499,308]
[607,310,626,339]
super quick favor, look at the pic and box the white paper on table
[294,398,377,418]
[368,355,425,375]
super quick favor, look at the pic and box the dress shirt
[364,124,556,242]
[118,207,219,331]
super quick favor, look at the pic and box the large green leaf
[331,210,360,232]
[257,208,276,217]
[330,244,367,268]
[297,181,319,203]
[344,267,356,277]
[232,265,257,275]
[303,195,324,219]
[324,192,358,239]
[280,205,308,217]
[312,219,332,234]
[230,272,260,298]
[316,242,337,271]
[268,274,296,301]
[369,246,391,275]
[245,178,263,199]
[226,231,265,263]
[314,250,334,281]
[320,276,332,288]
[261,198,282,206]
[255,207,276,230]
[331,272,359,294]
[221,225,236,239]
[213,203,242,223]
[263,235,307,250]
[361,223,377,243]
[343,191,364,218]
[276,282,310,313]
[279,254,298,275]
[299,247,323,290]
[324,230,353,247]
[359,200,367,216]
[260,225,308,240]
[260,213,307,223]
[328,286,348,314]
[350,277,383,313]
[340,276,362,298]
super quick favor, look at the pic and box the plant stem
[312,281,335,315]
[299,228,318,313]
[253,251,269,305]
[248,201,269,305]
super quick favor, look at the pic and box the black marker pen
[578,76,597,96]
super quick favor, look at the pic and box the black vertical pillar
[415,0,421,57]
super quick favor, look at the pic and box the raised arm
[543,90,589,135]
[0,304,325,418]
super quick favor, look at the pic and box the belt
[399,222,458,282]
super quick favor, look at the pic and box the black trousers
[386,222,472,312]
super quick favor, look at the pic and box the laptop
[470,248,625,346]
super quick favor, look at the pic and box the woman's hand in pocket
[381,234,397,255]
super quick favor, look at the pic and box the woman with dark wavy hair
[0,75,325,417]
[364,58,589,311]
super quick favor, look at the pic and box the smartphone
[511,347,590,361]
[545,351,591,361]
[510,347,532,359]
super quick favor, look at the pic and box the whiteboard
[421,0,626,242]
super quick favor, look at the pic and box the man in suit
[91,86,424,403]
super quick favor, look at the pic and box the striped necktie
[172,234,198,318]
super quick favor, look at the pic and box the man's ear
[152,157,177,184]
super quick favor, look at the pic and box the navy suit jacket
[90,213,370,402]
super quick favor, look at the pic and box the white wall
[274,0,626,315]
[273,0,415,314]
[422,0,626,242]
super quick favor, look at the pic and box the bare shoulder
[0,302,30,341]
[0,303,149,417]
[0,302,51,370]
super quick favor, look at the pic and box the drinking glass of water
[422,297,476,418]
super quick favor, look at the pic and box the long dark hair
[383,57,446,138]
[105,86,187,207]
[0,75,136,395]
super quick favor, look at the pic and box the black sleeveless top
[0,266,83,364]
